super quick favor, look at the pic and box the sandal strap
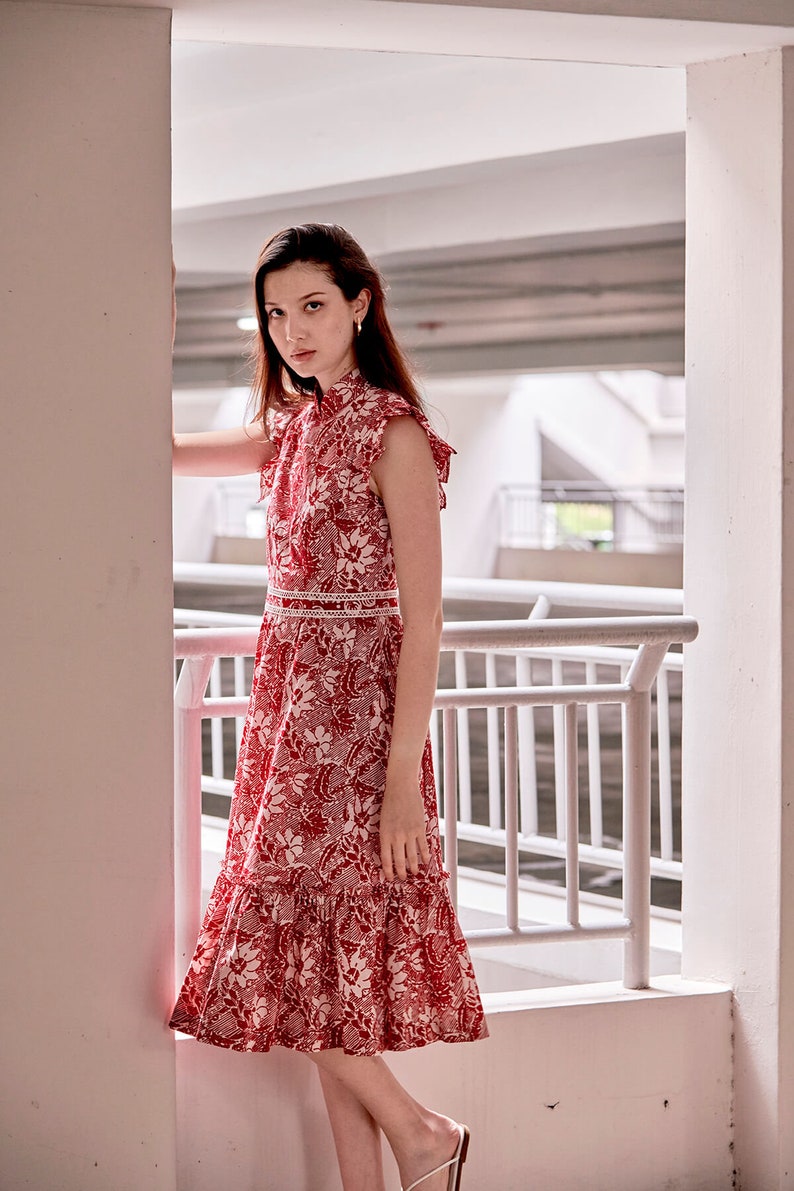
[402,1153,457,1191]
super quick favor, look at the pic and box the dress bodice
[259,369,455,597]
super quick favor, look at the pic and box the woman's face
[262,261,370,394]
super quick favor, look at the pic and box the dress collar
[313,367,363,417]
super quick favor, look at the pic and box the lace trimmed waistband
[264,584,401,620]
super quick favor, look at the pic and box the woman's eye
[267,309,283,320]
[306,301,322,312]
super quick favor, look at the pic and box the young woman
[170,224,489,1191]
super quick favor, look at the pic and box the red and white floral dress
[170,368,489,1055]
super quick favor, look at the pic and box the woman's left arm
[371,415,445,883]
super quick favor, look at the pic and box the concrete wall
[0,5,176,1188]
[496,546,683,587]
[176,980,732,1191]
[174,372,684,579]
[427,372,684,578]
[683,45,794,1190]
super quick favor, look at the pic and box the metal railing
[439,600,684,895]
[499,481,684,553]
[176,602,685,892]
[174,563,684,613]
[174,614,697,990]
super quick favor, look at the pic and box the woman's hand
[379,770,431,882]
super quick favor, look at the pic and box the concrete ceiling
[55,0,792,67]
[173,223,685,385]
[171,37,688,384]
[158,2,789,385]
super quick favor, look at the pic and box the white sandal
[402,1123,470,1191]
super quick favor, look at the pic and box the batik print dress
[170,367,489,1056]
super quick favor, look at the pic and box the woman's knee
[305,1048,382,1075]
[305,1047,344,1070]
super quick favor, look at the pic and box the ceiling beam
[386,0,793,26]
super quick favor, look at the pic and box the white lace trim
[264,584,400,620]
[267,585,399,602]
[264,604,401,620]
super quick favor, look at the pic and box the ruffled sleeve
[358,396,457,511]
[257,404,301,502]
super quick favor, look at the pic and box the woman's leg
[317,1065,386,1191]
[307,1049,461,1191]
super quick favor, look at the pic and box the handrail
[174,616,697,660]
[174,562,684,613]
[173,615,697,993]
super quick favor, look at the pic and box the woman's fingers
[380,831,430,882]
[379,838,394,881]
[394,847,408,882]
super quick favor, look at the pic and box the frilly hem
[169,1004,489,1056]
[169,868,489,1056]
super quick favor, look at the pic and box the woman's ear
[355,288,372,322]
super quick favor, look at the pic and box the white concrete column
[683,46,794,1189]
[425,375,516,577]
[0,5,176,1189]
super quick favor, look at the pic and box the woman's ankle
[391,1111,459,1174]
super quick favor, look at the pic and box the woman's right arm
[171,253,277,477]
[172,424,277,477]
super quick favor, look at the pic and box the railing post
[504,704,519,931]
[516,652,539,836]
[442,706,459,912]
[552,658,566,840]
[622,641,669,988]
[656,666,674,860]
[485,651,502,829]
[174,654,213,990]
[623,684,652,989]
[209,657,223,779]
[564,701,580,928]
[453,650,472,822]
[584,661,604,848]
[515,594,550,836]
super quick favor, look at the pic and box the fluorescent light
[236,316,258,331]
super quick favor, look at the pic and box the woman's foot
[398,1115,464,1191]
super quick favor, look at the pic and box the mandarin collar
[313,367,362,417]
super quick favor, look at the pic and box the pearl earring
[355,318,362,335]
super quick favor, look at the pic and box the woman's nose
[285,316,306,343]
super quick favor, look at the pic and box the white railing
[174,562,685,613]
[442,623,684,890]
[176,603,685,889]
[174,615,697,990]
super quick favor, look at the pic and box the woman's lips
[291,350,315,364]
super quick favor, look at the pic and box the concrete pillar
[0,5,176,1189]
[683,46,794,1189]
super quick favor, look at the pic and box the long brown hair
[248,224,425,424]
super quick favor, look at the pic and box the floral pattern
[169,369,489,1056]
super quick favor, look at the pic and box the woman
[170,224,488,1191]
